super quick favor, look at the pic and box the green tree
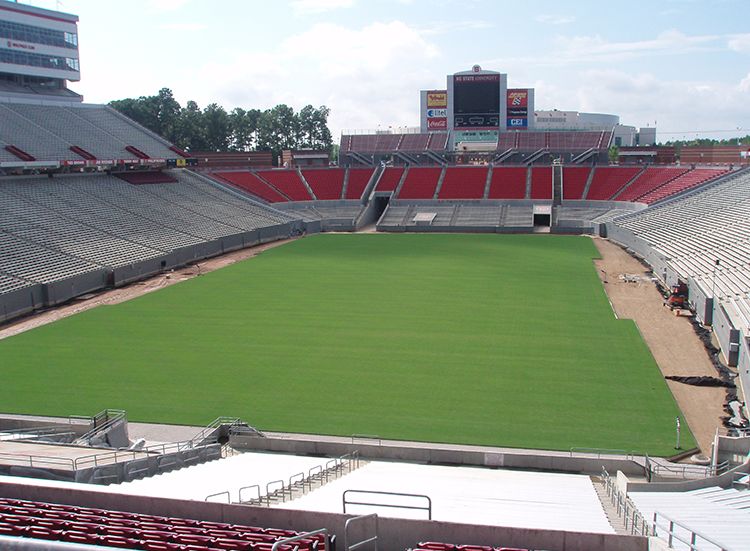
[177,100,208,152]
[608,144,619,164]
[202,103,230,151]
[109,90,335,158]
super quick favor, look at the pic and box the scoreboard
[453,72,501,129]
[419,66,534,146]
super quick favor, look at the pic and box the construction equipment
[665,282,688,311]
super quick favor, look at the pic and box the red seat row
[416,541,529,551]
[0,497,324,551]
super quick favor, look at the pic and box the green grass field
[0,233,693,455]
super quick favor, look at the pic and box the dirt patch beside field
[592,237,725,455]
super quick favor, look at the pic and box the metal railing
[717,427,750,438]
[570,447,636,459]
[0,426,77,443]
[342,490,431,520]
[74,409,126,446]
[205,491,230,503]
[272,528,330,551]
[653,511,735,551]
[352,434,381,445]
[234,451,361,506]
[187,417,264,449]
[345,514,378,551]
[600,467,655,537]
[645,455,730,480]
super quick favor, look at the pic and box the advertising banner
[427,118,448,130]
[427,91,447,108]
[507,89,528,108]
[507,118,528,128]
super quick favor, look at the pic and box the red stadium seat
[141,541,184,551]
[61,531,100,545]
[213,538,254,550]
[417,542,456,550]
[99,535,141,549]
[25,526,62,541]
[0,523,25,538]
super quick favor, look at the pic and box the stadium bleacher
[254,170,313,202]
[638,167,728,204]
[585,166,643,201]
[375,167,404,192]
[488,167,527,200]
[345,167,375,200]
[529,166,553,200]
[215,171,291,203]
[301,168,345,201]
[0,103,176,163]
[437,166,488,199]
[561,166,592,200]
[0,496,329,551]
[396,167,442,200]
[613,167,688,203]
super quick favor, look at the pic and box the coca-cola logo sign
[427,118,447,129]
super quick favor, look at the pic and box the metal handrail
[205,491,230,503]
[570,447,634,458]
[266,479,285,504]
[213,450,361,506]
[716,427,750,438]
[653,510,735,551]
[272,528,329,551]
[75,409,126,445]
[0,452,75,470]
[345,514,378,551]
[239,484,260,503]
[343,490,432,520]
[289,472,306,492]
[352,434,381,445]
[600,466,655,537]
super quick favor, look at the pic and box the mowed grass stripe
[0,234,693,455]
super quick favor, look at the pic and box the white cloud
[291,0,356,15]
[550,30,723,65]
[147,0,193,12]
[549,69,750,141]
[157,22,206,31]
[186,21,440,137]
[281,21,439,72]
[422,20,494,35]
[536,15,575,25]
[728,34,750,55]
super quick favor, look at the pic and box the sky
[20,0,750,144]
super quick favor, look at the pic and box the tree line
[108,88,334,163]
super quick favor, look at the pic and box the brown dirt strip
[592,236,725,455]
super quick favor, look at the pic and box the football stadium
[0,2,749,551]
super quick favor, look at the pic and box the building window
[0,21,78,49]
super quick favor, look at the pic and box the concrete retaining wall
[0,479,648,551]
[713,304,740,366]
[686,276,713,325]
[0,284,45,323]
[229,435,648,477]
[379,224,535,234]
[738,339,750,408]
[44,270,109,305]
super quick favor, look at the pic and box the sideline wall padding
[0,284,45,323]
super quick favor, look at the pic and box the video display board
[453,74,500,129]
